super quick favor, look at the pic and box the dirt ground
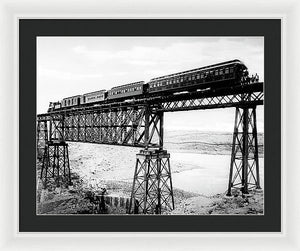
[36,140,264,215]
[36,168,263,215]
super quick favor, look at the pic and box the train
[47,59,259,112]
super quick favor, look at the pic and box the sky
[37,37,264,132]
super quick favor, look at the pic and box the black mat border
[19,19,281,232]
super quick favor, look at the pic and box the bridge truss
[37,82,264,213]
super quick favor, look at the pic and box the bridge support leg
[227,106,261,196]
[129,149,175,214]
[40,140,71,188]
[37,120,48,160]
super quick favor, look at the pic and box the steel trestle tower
[226,106,261,195]
[129,108,175,214]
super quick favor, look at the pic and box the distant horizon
[164,128,264,134]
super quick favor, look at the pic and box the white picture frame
[0,0,298,250]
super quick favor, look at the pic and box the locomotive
[47,59,257,112]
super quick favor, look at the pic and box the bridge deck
[37,82,263,119]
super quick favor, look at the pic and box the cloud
[71,38,263,80]
[38,67,103,80]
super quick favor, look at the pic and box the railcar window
[196,74,200,79]
[192,75,195,80]
[215,70,219,76]
[230,68,234,73]
[201,73,204,78]
[220,69,223,75]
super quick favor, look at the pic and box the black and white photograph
[36,36,264,215]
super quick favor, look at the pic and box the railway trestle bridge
[37,82,264,214]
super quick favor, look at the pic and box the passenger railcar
[147,59,247,94]
[107,81,144,100]
[61,95,82,108]
[81,90,107,104]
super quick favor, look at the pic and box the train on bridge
[48,59,259,112]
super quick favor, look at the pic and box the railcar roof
[62,94,82,100]
[83,89,106,95]
[110,81,144,90]
[149,59,246,81]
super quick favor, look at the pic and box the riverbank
[36,131,264,215]
[36,173,263,215]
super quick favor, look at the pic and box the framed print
[4,0,300,249]
[19,19,281,232]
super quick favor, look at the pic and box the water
[171,152,264,195]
